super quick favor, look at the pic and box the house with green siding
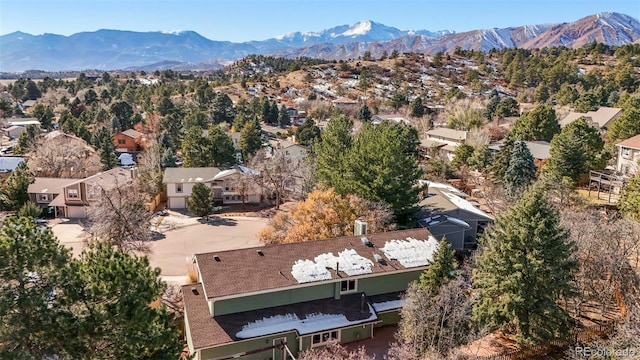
[182,228,439,360]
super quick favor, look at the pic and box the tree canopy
[510,105,560,142]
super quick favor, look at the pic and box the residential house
[268,140,308,163]
[183,228,441,360]
[331,97,358,110]
[4,125,25,139]
[417,181,493,250]
[423,128,469,161]
[30,167,137,218]
[7,118,41,127]
[371,115,410,126]
[616,134,640,177]
[21,100,37,112]
[163,166,261,209]
[0,156,25,179]
[559,107,622,131]
[488,140,551,170]
[113,129,146,152]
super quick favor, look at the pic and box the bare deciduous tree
[297,342,373,360]
[30,135,100,178]
[135,143,163,201]
[247,148,308,209]
[84,174,154,254]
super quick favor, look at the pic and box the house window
[37,194,49,202]
[67,189,79,199]
[622,148,631,158]
[118,139,126,145]
[340,279,357,293]
[224,196,230,201]
[311,330,339,347]
[175,184,183,193]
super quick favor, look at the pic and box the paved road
[50,216,268,277]
[149,216,267,276]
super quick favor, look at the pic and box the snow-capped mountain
[1,13,638,72]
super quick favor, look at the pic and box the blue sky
[1,0,638,42]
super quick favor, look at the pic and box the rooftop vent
[214,255,221,262]
[374,253,387,265]
[354,220,368,236]
[191,287,199,295]
[257,250,264,256]
[361,237,373,247]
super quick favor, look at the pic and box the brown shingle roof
[182,283,378,350]
[121,129,144,139]
[28,177,78,194]
[617,134,640,150]
[196,228,432,300]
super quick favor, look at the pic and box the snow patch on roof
[372,299,406,312]
[381,237,439,268]
[314,249,374,276]
[442,192,492,219]
[291,259,332,283]
[236,306,378,339]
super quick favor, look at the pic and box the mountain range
[1,12,639,73]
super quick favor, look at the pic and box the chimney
[354,220,368,236]
[360,293,366,313]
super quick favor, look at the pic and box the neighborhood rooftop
[162,167,221,184]
[617,134,640,150]
[194,228,435,299]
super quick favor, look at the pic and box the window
[311,330,339,347]
[175,184,183,193]
[37,194,49,202]
[340,279,356,293]
[67,189,79,199]
[623,148,631,158]
[118,139,126,145]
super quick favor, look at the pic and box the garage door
[67,206,87,219]
[168,197,186,209]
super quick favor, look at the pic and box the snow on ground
[381,237,439,268]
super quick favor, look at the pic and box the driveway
[49,215,268,277]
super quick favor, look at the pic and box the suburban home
[559,107,622,131]
[417,181,493,251]
[331,97,359,109]
[163,166,261,209]
[29,167,136,218]
[371,115,410,126]
[21,100,37,112]
[268,140,308,163]
[183,228,441,360]
[423,128,469,161]
[7,118,41,127]
[616,134,640,177]
[488,140,551,170]
[0,156,25,179]
[113,129,146,152]
[4,125,26,139]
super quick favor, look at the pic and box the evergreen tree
[473,187,577,344]
[14,124,40,154]
[495,97,519,118]
[418,238,457,294]
[92,127,118,170]
[261,97,271,123]
[357,104,372,122]
[32,104,54,130]
[17,201,42,218]
[490,137,515,181]
[618,173,640,222]
[211,92,235,124]
[278,105,291,127]
[510,104,560,142]
[182,126,210,167]
[314,115,354,193]
[207,125,237,167]
[0,216,71,359]
[468,144,494,173]
[545,117,606,184]
[410,97,425,118]
[503,141,537,196]
[451,143,475,170]
[0,161,33,211]
[109,101,134,130]
[607,108,640,146]
[268,102,279,125]
[295,119,321,146]
[187,183,214,218]
[238,120,262,161]
[160,147,177,168]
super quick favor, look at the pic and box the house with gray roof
[423,127,469,161]
[183,228,440,360]
[417,181,493,250]
[559,107,622,130]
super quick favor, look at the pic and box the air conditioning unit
[354,220,368,236]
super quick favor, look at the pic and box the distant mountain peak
[342,20,373,37]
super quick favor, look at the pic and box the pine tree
[545,117,606,184]
[207,125,237,167]
[92,127,118,170]
[510,104,560,142]
[278,105,291,127]
[187,183,213,218]
[473,187,577,344]
[181,126,210,167]
[410,97,425,118]
[314,115,354,193]
[357,104,372,122]
[503,141,537,196]
[238,120,262,161]
[490,136,515,181]
[268,102,279,125]
[0,161,33,211]
[418,238,457,294]
[295,119,321,146]
[161,147,177,168]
